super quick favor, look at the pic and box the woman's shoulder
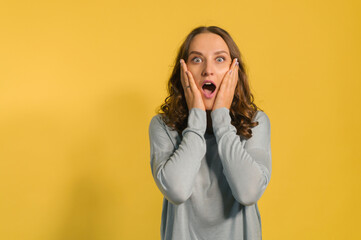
[253,110,271,127]
[149,113,178,134]
[149,113,166,129]
[149,113,180,145]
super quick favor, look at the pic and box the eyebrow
[189,50,229,56]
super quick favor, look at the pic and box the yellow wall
[1,0,360,239]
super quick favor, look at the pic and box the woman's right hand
[180,59,205,111]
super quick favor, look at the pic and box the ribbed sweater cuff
[211,107,237,140]
[182,108,207,136]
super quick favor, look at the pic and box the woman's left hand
[212,58,239,111]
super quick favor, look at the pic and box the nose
[201,61,214,76]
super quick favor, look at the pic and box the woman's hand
[212,58,239,111]
[180,59,205,111]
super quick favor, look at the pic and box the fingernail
[229,70,232,75]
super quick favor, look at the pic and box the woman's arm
[149,108,207,205]
[211,107,272,206]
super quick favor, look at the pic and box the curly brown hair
[159,26,263,139]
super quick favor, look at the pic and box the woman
[149,26,272,240]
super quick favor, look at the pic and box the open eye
[192,57,202,63]
[216,57,225,62]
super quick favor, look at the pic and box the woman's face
[186,32,232,110]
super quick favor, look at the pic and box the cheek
[217,67,230,81]
[187,65,198,75]
[218,63,231,73]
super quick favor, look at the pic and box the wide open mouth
[202,81,216,94]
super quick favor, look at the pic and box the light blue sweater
[149,107,272,240]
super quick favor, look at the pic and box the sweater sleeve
[211,107,272,206]
[149,108,207,205]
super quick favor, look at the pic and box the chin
[204,101,214,111]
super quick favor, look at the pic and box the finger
[181,59,189,72]
[231,61,239,87]
[224,58,237,85]
[227,58,239,90]
[182,61,192,93]
[228,58,238,75]
[180,59,193,89]
[182,60,191,89]
[185,70,197,93]
[180,59,190,90]
[221,58,237,91]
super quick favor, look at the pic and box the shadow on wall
[54,90,149,240]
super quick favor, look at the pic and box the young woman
[149,26,272,240]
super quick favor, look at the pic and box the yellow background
[1,0,360,239]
